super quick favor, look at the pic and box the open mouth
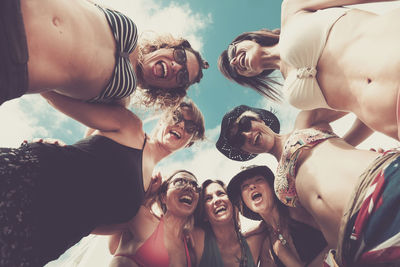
[254,132,261,145]
[214,205,227,215]
[169,130,181,139]
[179,195,193,205]
[154,61,168,78]
[252,192,262,201]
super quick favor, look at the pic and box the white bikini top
[280,7,348,110]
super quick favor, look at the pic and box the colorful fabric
[325,150,400,266]
[275,128,338,207]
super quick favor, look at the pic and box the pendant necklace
[274,224,287,246]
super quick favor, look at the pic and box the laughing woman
[0,94,205,267]
[191,179,265,267]
[227,165,327,267]
[109,170,200,267]
[219,0,400,141]
[216,105,400,266]
[1,0,208,108]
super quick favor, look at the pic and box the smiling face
[164,172,200,217]
[240,175,274,216]
[203,182,234,226]
[140,47,200,90]
[228,115,275,155]
[157,106,198,151]
[228,40,264,77]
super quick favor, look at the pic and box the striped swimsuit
[90,5,138,103]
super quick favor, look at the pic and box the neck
[145,137,173,164]
[163,212,189,238]
[260,206,281,231]
[260,44,281,71]
[211,220,239,246]
[270,132,290,161]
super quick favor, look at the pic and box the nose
[230,56,238,67]
[171,60,183,73]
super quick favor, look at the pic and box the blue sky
[1,0,399,265]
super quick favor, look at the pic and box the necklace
[272,224,287,246]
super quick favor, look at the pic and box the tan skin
[41,91,201,233]
[109,172,200,267]
[234,110,380,248]
[21,0,200,100]
[191,182,264,267]
[240,175,328,267]
[230,0,400,141]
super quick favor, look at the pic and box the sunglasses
[173,47,190,87]
[228,116,258,148]
[171,109,199,135]
[171,177,200,192]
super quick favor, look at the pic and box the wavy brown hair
[137,33,209,109]
[218,29,282,102]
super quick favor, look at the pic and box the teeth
[252,193,262,200]
[170,130,181,138]
[161,62,168,78]
[215,206,227,214]
[180,195,193,205]
[254,133,260,145]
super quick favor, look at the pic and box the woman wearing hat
[227,165,327,267]
[216,105,400,266]
[191,179,264,267]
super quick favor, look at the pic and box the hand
[149,172,162,194]
[369,147,385,153]
[32,138,67,146]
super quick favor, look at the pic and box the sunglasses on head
[171,109,199,135]
[228,116,258,148]
[171,177,200,192]
[173,47,190,87]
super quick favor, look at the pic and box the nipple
[296,67,317,79]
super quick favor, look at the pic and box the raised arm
[293,108,347,130]
[41,91,141,133]
[282,0,397,19]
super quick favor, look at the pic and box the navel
[367,78,372,84]
[52,16,63,34]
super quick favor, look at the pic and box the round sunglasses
[228,116,258,148]
[171,177,201,192]
[173,47,190,87]
[171,109,199,135]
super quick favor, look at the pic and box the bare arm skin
[41,91,139,133]
[293,108,374,145]
[341,118,374,146]
[293,108,347,130]
[282,0,397,16]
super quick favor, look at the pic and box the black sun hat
[227,165,275,221]
[216,105,280,161]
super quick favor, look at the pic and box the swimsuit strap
[142,133,147,150]
[184,235,192,267]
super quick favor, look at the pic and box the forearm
[285,0,398,13]
[41,91,127,131]
[342,118,374,147]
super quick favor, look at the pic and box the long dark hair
[218,29,282,102]
[194,179,249,267]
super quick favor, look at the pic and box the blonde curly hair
[136,33,209,109]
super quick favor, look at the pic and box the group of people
[1,0,400,266]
